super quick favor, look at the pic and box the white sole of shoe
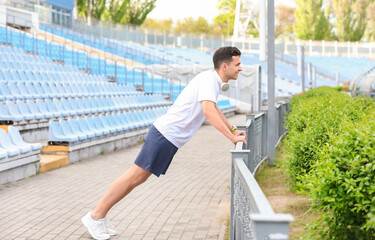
[81,216,110,240]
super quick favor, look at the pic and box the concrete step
[40,154,68,173]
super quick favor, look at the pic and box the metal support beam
[267,0,275,165]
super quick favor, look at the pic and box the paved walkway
[0,114,246,240]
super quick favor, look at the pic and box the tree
[174,17,195,34]
[173,17,211,36]
[141,18,173,32]
[294,0,332,40]
[77,0,156,26]
[214,0,236,36]
[365,2,375,41]
[332,0,369,41]
[275,5,296,40]
[105,0,156,25]
[77,0,106,25]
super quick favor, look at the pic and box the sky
[148,0,297,23]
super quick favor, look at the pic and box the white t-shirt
[153,69,222,148]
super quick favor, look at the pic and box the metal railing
[229,102,293,240]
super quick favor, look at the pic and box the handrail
[234,158,274,214]
[229,102,293,240]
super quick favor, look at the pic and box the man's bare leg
[91,164,152,219]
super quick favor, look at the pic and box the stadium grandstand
[1,0,375,239]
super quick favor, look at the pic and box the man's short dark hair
[213,46,241,70]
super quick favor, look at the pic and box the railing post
[230,143,250,240]
[261,111,268,160]
[250,214,294,239]
[246,115,255,172]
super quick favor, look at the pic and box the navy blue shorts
[134,125,178,177]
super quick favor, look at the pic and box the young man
[81,46,247,240]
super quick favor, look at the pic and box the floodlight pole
[267,0,276,165]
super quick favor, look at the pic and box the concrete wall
[0,0,6,26]
[0,151,41,184]
[6,6,39,29]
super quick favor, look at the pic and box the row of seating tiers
[0,94,170,122]
[49,107,168,142]
[0,81,143,100]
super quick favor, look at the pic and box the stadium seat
[118,112,136,130]
[103,114,124,132]
[85,116,105,137]
[49,121,78,142]
[59,119,86,141]
[8,82,26,99]
[8,126,42,151]
[91,116,111,135]
[24,82,39,98]
[6,126,32,153]
[0,102,17,121]
[68,98,86,115]
[0,128,21,157]
[6,100,25,121]
[68,118,95,139]
[77,117,98,138]
[0,147,7,159]
[60,98,79,116]
[16,100,36,121]
[35,99,54,119]
[45,99,63,117]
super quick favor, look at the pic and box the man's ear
[221,62,227,71]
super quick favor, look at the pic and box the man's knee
[129,164,151,187]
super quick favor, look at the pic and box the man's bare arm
[202,100,246,145]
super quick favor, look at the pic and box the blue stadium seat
[7,82,23,99]
[48,82,63,98]
[68,118,95,139]
[31,82,47,98]
[127,111,142,128]
[44,99,62,118]
[69,98,88,115]
[96,115,117,134]
[0,102,17,121]
[6,100,25,121]
[82,98,98,113]
[91,116,111,135]
[84,116,104,137]
[60,98,78,116]
[25,99,44,120]
[8,126,42,151]
[118,112,136,130]
[24,82,39,98]
[16,100,35,121]
[104,114,124,132]
[0,147,7,159]
[0,128,21,157]
[49,121,78,142]
[35,99,54,118]
[77,117,97,138]
[40,82,54,98]
[59,119,86,141]
[52,99,72,117]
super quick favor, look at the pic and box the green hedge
[284,87,375,239]
[306,112,375,239]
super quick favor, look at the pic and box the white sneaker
[103,216,117,236]
[81,211,111,240]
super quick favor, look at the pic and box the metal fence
[229,102,293,240]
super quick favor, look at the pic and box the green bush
[305,112,375,239]
[283,87,375,239]
[284,87,375,189]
